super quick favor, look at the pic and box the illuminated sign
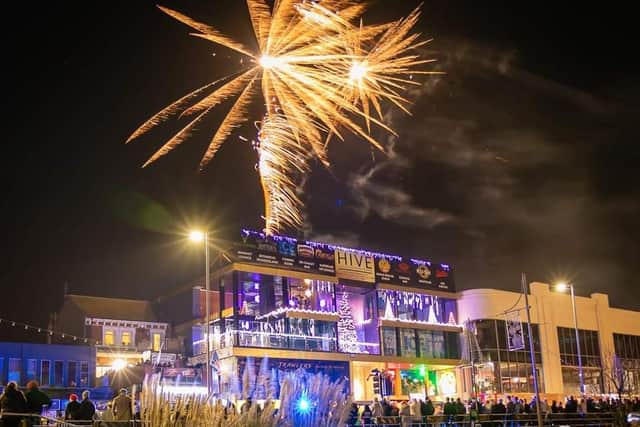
[334,249,375,282]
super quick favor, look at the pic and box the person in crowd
[371,396,383,418]
[24,380,51,419]
[443,397,457,422]
[77,390,96,425]
[421,397,435,417]
[382,398,392,417]
[455,398,466,415]
[65,394,81,420]
[491,398,506,414]
[0,382,27,427]
[361,404,373,426]
[112,388,133,421]
[348,403,359,426]
[398,401,411,427]
[565,395,578,413]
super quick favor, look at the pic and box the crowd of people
[346,395,640,426]
[0,381,137,426]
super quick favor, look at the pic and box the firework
[126,0,434,234]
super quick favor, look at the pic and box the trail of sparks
[126,0,436,235]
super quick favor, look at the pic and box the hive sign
[334,249,375,283]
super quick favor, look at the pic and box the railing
[344,413,619,427]
[0,413,141,426]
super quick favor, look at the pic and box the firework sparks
[126,0,435,234]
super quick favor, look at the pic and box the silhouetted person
[0,382,27,427]
[65,394,81,420]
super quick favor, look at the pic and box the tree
[602,350,636,399]
[337,292,360,353]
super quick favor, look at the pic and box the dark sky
[2,0,639,338]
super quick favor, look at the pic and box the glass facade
[381,328,460,359]
[198,270,463,362]
[557,327,602,394]
[470,319,543,394]
[378,290,458,324]
[613,333,640,394]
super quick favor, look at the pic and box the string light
[0,317,96,344]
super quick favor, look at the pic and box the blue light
[296,394,312,414]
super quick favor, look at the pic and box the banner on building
[505,311,525,351]
[334,249,375,282]
[234,230,455,291]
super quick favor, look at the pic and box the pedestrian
[77,390,96,425]
[362,404,373,426]
[65,394,81,421]
[25,380,51,424]
[0,382,27,427]
[112,388,133,421]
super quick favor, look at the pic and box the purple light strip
[241,228,448,267]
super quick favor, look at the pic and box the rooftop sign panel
[235,229,455,292]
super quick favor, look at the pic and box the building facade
[457,283,640,399]
[56,294,183,381]
[186,229,463,402]
[0,342,95,393]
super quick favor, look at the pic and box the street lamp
[190,230,211,395]
[554,281,584,395]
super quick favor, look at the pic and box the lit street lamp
[554,281,584,395]
[190,230,211,395]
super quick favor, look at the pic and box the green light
[419,365,426,378]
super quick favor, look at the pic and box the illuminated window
[104,330,115,346]
[121,331,132,346]
[153,333,162,352]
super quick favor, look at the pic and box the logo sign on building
[505,311,525,351]
[334,249,375,282]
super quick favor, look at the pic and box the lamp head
[189,230,205,243]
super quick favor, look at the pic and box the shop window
[288,278,335,312]
[236,318,288,349]
[382,327,398,356]
[433,331,445,358]
[8,358,21,383]
[288,318,337,352]
[399,328,417,357]
[27,359,38,382]
[67,361,77,387]
[237,273,285,317]
[103,329,115,346]
[79,361,89,387]
[378,290,457,324]
[418,330,435,358]
[53,361,63,386]
[40,360,50,386]
[337,285,380,354]
[121,331,132,346]
[153,333,162,352]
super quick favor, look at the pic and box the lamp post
[555,281,584,396]
[521,273,543,427]
[190,230,211,395]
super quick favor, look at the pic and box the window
[418,330,435,358]
[79,361,89,387]
[399,328,417,357]
[27,359,38,382]
[104,329,115,346]
[614,333,640,360]
[336,285,380,354]
[54,361,64,386]
[153,333,162,352]
[0,358,4,384]
[382,327,398,356]
[8,358,21,383]
[40,360,50,386]
[377,290,457,324]
[67,361,77,387]
[288,278,335,312]
[557,327,601,367]
[237,273,285,317]
[121,331,132,346]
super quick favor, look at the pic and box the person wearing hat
[112,388,132,421]
[65,394,81,421]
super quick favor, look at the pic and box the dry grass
[139,362,351,427]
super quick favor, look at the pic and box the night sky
[2,1,639,339]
